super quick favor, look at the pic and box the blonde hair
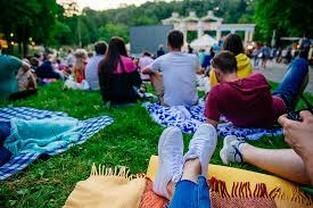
[73,49,87,81]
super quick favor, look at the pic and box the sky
[75,0,175,11]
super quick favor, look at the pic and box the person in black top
[157,45,165,57]
[98,37,142,105]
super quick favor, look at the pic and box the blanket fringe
[209,177,313,206]
[90,163,145,181]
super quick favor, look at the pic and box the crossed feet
[153,124,249,200]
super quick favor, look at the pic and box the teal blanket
[5,117,83,155]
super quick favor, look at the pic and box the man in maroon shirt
[205,51,308,128]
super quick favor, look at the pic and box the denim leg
[169,177,211,208]
[168,180,198,208]
[197,176,211,208]
[0,121,11,145]
[273,57,309,110]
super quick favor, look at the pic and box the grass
[0,81,312,208]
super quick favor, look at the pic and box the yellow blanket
[64,157,313,208]
[147,155,313,208]
[64,164,146,208]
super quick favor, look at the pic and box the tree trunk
[18,42,22,57]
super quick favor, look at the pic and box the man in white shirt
[85,41,107,90]
[143,30,200,107]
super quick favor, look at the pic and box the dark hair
[99,37,127,74]
[95,41,107,55]
[143,51,152,57]
[168,30,184,49]
[223,33,244,56]
[212,51,237,73]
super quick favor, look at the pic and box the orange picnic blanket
[64,156,313,208]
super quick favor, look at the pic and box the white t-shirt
[85,55,103,90]
[150,51,199,107]
[138,56,154,80]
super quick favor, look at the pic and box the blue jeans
[0,121,12,166]
[273,57,309,110]
[169,176,211,208]
[0,121,11,145]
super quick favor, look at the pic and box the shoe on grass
[220,135,246,165]
[183,123,217,177]
[153,126,184,199]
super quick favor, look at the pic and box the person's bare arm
[278,111,313,184]
[142,66,154,75]
[196,67,204,75]
[206,118,218,128]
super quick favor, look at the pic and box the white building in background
[162,10,256,46]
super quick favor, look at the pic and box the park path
[256,61,313,93]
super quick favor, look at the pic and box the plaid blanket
[0,107,113,180]
[143,102,282,140]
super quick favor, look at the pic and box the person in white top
[143,30,201,107]
[85,41,107,90]
[138,51,154,81]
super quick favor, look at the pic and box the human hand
[278,111,313,159]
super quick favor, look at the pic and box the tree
[254,0,313,42]
[0,0,59,56]
[99,23,129,43]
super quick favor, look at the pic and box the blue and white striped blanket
[0,107,113,180]
[143,102,283,140]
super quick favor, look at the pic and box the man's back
[205,73,286,128]
[85,55,103,90]
[151,52,199,106]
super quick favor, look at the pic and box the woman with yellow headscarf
[209,34,252,87]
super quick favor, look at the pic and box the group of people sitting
[1,29,312,206]
[145,31,312,206]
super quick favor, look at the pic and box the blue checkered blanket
[143,102,283,140]
[0,107,113,180]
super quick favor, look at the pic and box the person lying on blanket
[205,49,309,128]
[153,124,217,207]
[220,110,313,191]
[142,30,203,107]
[0,54,37,100]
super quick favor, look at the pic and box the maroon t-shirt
[204,73,287,128]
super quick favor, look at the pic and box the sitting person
[153,124,217,207]
[35,54,63,80]
[98,37,142,105]
[138,51,154,81]
[0,55,37,100]
[85,41,107,90]
[209,33,252,87]
[220,110,313,187]
[143,30,200,107]
[205,50,309,128]
[16,59,37,91]
[73,49,87,84]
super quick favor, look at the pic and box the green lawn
[0,82,311,208]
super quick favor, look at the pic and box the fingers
[278,114,288,126]
[300,111,313,123]
[278,114,299,128]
